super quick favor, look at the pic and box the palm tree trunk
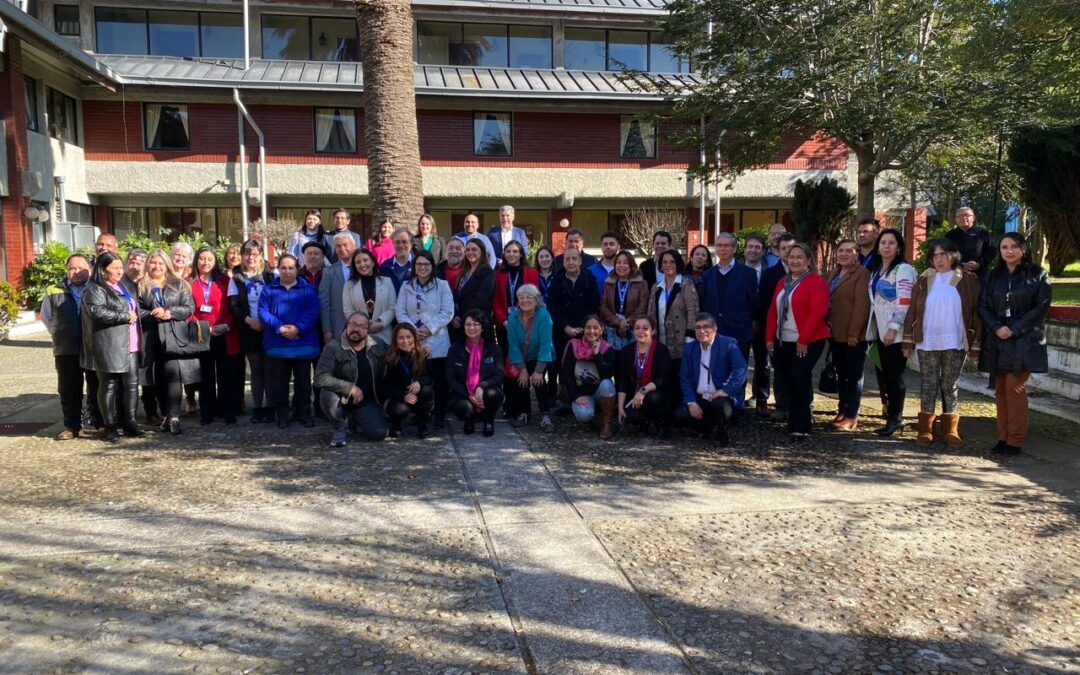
[356,0,424,228]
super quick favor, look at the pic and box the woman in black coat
[977,233,1052,455]
[446,309,504,437]
[230,239,277,423]
[138,249,199,434]
[454,240,496,326]
[616,317,672,438]
[379,323,435,438]
[81,252,143,442]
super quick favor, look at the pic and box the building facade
[0,0,913,284]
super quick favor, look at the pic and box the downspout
[713,128,725,239]
[698,20,713,244]
[233,89,267,257]
[238,109,249,241]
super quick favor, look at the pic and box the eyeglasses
[694,325,716,332]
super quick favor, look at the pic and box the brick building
[1,0,917,284]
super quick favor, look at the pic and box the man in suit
[757,233,796,419]
[638,230,671,288]
[320,232,356,344]
[701,232,758,358]
[674,312,748,449]
[488,204,529,260]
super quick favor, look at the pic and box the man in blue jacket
[488,204,529,260]
[675,312,748,449]
[701,232,758,358]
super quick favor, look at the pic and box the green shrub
[0,280,21,337]
[914,221,952,273]
[118,232,161,256]
[20,241,71,310]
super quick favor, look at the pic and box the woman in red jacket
[492,241,538,354]
[191,246,242,425]
[766,242,831,437]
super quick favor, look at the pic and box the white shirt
[774,287,800,342]
[918,272,965,351]
[746,260,763,282]
[696,340,715,397]
[501,228,513,248]
[715,259,735,275]
[657,274,681,345]
[341,261,351,281]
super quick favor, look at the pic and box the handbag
[818,344,838,394]
[574,360,601,387]
[161,318,211,357]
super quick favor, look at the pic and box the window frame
[564,27,690,73]
[415,21,552,69]
[94,7,243,57]
[143,102,191,151]
[312,107,359,155]
[54,4,81,36]
[24,76,40,133]
[46,87,79,145]
[472,111,513,157]
[618,114,658,159]
[260,13,359,62]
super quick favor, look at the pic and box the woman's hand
[901,346,912,359]
[451,317,462,329]
[245,316,262,331]
[884,328,898,345]
[404,392,418,405]
[630,392,645,409]
[796,342,808,358]
[529,371,544,388]
[995,326,1013,341]
[418,326,432,340]
[564,326,579,338]
[150,307,166,320]
[847,336,858,347]
[210,324,229,336]
[407,381,421,395]
[574,395,592,410]
[592,340,602,355]
[370,321,383,333]
[128,311,139,324]
[516,369,529,389]
[617,406,627,425]
[469,387,483,407]
[618,319,629,335]
[766,342,775,354]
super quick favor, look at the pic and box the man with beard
[588,231,621,293]
[314,312,389,447]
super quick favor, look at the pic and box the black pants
[450,387,504,424]
[832,340,868,419]
[154,357,186,419]
[385,386,435,428]
[622,390,668,428]
[55,355,93,431]
[550,335,569,402]
[877,341,908,420]
[772,339,826,433]
[97,352,139,428]
[83,369,103,428]
[198,336,241,422]
[141,384,158,418]
[320,390,388,441]
[750,332,771,404]
[268,357,312,414]
[505,361,552,417]
[673,394,733,440]
[428,357,449,422]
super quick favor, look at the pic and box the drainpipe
[233,89,267,257]
[55,176,67,223]
[698,20,713,245]
[713,128,725,238]
[242,0,250,71]
[238,110,249,241]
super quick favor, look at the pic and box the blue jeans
[571,379,617,423]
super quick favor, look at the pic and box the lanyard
[151,286,164,306]
[663,279,676,309]
[198,278,212,306]
[507,269,521,305]
[616,280,629,314]
[635,342,652,377]
[412,281,426,327]
[538,274,551,297]
[115,282,134,310]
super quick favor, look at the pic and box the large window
[145,104,190,150]
[314,108,358,154]
[473,112,512,157]
[620,115,657,158]
[24,77,40,133]
[416,22,552,69]
[94,8,242,57]
[262,15,358,61]
[565,28,690,73]
[54,5,81,36]
[47,88,78,144]
[114,207,244,241]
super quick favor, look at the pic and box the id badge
[200,304,213,314]
[1005,308,1012,318]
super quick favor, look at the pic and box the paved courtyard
[0,333,1077,675]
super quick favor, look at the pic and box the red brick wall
[83,101,848,170]
[0,42,33,287]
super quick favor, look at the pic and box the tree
[791,177,854,275]
[655,0,1037,219]
[356,0,424,227]
[621,208,687,254]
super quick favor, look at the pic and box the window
[314,108,358,154]
[95,8,243,57]
[47,88,78,144]
[24,77,40,133]
[54,5,81,36]
[95,7,147,55]
[262,15,358,61]
[620,115,657,158]
[473,112,511,157]
[415,22,551,69]
[145,104,190,150]
[112,207,146,241]
[565,28,691,73]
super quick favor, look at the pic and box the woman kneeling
[380,323,435,438]
[561,314,618,439]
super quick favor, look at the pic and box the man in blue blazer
[675,312,748,449]
[488,204,529,260]
[701,232,759,357]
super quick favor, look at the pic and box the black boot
[103,425,120,443]
[122,372,144,436]
[276,408,290,429]
[463,417,475,435]
[875,416,904,437]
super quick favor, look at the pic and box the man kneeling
[314,313,389,446]
[674,312,748,450]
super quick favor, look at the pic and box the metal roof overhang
[414,0,667,16]
[0,1,120,90]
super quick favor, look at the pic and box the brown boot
[598,396,616,440]
[940,412,962,447]
[916,411,936,446]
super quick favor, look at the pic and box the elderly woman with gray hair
[504,283,556,432]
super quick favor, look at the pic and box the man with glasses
[326,208,362,262]
[763,223,788,268]
[674,313,747,449]
[702,232,758,359]
[314,312,389,447]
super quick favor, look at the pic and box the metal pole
[990,130,1004,233]
[234,89,267,257]
[238,110,249,241]
[242,0,250,71]
[714,148,721,239]
[698,21,713,246]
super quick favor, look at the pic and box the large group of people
[42,206,1051,455]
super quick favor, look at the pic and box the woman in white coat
[396,250,455,429]
[343,248,397,347]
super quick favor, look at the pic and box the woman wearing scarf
[599,251,649,351]
[647,249,698,400]
[229,239,277,423]
[81,252,143,442]
[191,246,241,425]
[379,323,435,438]
[395,250,455,429]
[343,248,397,347]
[766,242,831,438]
[505,284,556,432]
[493,241,538,354]
[447,309,504,437]
[561,314,618,439]
[617,317,672,439]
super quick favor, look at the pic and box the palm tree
[356,0,424,227]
